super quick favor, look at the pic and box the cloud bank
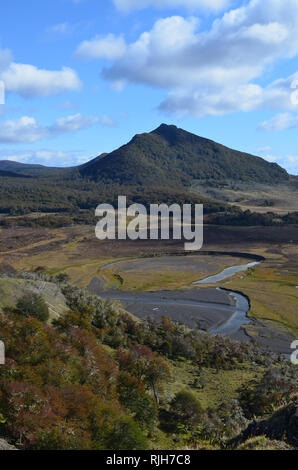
[0,149,92,167]
[77,0,298,117]
[1,63,82,98]
[259,113,298,131]
[0,113,98,143]
[75,34,127,60]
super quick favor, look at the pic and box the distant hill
[0,160,71,178]
[0,169,30,178]
[0,160,45,172]
[79,124,289,186]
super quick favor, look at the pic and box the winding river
[98,257,260,336]
[210,289,251,335]
[193,261,259,285]
[193,261,259,335]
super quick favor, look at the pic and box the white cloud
[113,0,230,12]
[52,113,98,133]
[86,0,298,117]
[0,149,93,167]
[0,117,47,143]
[1,63,82,98]
[75,34,127,60]
[0,45,82,99]
[258,112,298,131]
[159,73,298,117]
[100,114,118,127]
[0,113,98,143]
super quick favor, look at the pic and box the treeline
[1,208,297,230]
[206,209,298,226]
[0,177,226,216]
[0,213,94,228]
[0,174,297,228]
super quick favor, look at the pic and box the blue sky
[0,0,298,174]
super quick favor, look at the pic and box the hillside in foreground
[0,270,296,450]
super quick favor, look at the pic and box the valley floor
[0,223,297,355]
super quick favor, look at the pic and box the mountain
[0,124,295,218]
[0,125,290,185]
[79,124,289,186]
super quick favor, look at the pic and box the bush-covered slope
[0,270,297,450]
[80,124,289,186]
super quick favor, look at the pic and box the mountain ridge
[0,125,290,186]
[78,124,289,186]
[0,124,296,224]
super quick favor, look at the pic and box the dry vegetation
[191,180,298,214]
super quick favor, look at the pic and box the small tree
[170,390,203,430]
[15,293,49,322]
[117,371,158,429]
[117,345,171,403]
[144,356,170,404]
[106,416,148,450]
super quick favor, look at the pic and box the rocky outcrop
[0,438,18,450]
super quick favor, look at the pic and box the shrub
[105,416,148,450]
[239,367,298,418]
[14,293,49,322]
[170,390,203,430]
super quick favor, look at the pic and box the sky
[0,0,298,174]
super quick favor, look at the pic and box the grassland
[191,180,298,214]
[166,360,263,409]
[226,246,298,336]
[100,255,247,291]
[148,359,264,450]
